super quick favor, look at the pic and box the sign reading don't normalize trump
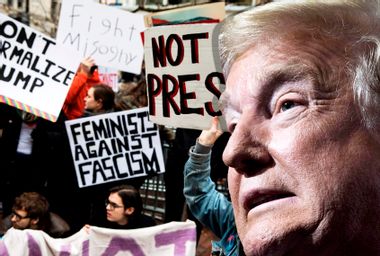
[0,13,80,122]
[65,107,165,188]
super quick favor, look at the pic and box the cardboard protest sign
[0,13,80,122]
[57,0,146,74]
[65,107,165,188]
[145,2,225,27]
[0,221,196,255]
[144,23,227,130]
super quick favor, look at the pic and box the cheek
[269,131,296,157]
[269,122,327,170]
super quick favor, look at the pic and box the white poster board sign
[57,0,146,74]
[0,13,80,122]
[65,107,165,188]
[144,23,226,130]
[98,65,119,92]
[0,221,196,256]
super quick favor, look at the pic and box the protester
[80,84,153,229]
[1,192,70,238]
[83,83,116,117]
[63,56,101,120]
[105,185,156,229]
[218,1,380,255]
[116,79,148,110]
[0,104,47,215]
[184,117,240,256]
[10,192,50,231]
[87,185,156,230]
[0,103,80,236]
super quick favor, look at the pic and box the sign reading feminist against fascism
[57,0,146,74]
[144,23,227,130]
[0,221,196,255]
[65,108,165,188]
[0,13,79,122]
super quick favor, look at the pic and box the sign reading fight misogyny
[0,221,196,255]
[144,23,227,130]
[0,13,79,122]
[65,107,165,188]
[57,0,146,74]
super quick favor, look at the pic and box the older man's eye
[280,101,297,112]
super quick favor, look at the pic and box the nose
[223,115,273,176]
[10,215,17,222]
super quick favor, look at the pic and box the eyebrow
[261,62,311,91]
[219,63,312,114]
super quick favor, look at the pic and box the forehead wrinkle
[238,42,315,92]
[282,35,348,92]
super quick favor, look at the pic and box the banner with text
[0,13,80,122]
[65,107,165,188]
[57,0,146,74]
[144,23,226,130]
[0,221,196,255]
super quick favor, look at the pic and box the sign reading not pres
[144,23,227,131]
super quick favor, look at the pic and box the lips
[244,190,295,211]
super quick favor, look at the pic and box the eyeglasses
[11,211,30,221]
[105,200,124,210]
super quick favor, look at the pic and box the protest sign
[0,13,80,122]
[144,23,227,130]
[0,221,196,255]
[65,107,165,188]
[144,2,225,27]
[98,65,119,92]
[57,0,146,74]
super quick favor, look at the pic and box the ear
[31,218,39,225]
[124,207,135,216]
[96,99,103,108]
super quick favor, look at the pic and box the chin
[240,213,321,256]
[241,230,295,256]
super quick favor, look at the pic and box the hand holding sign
[79,56,97,76]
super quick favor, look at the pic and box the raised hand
[198,117,223,146]
[79,57,97,76]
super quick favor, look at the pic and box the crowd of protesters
[0,56,226,245]
[0,58,153,235]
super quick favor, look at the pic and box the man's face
[11,209,33,230]
[221,41,380,255]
